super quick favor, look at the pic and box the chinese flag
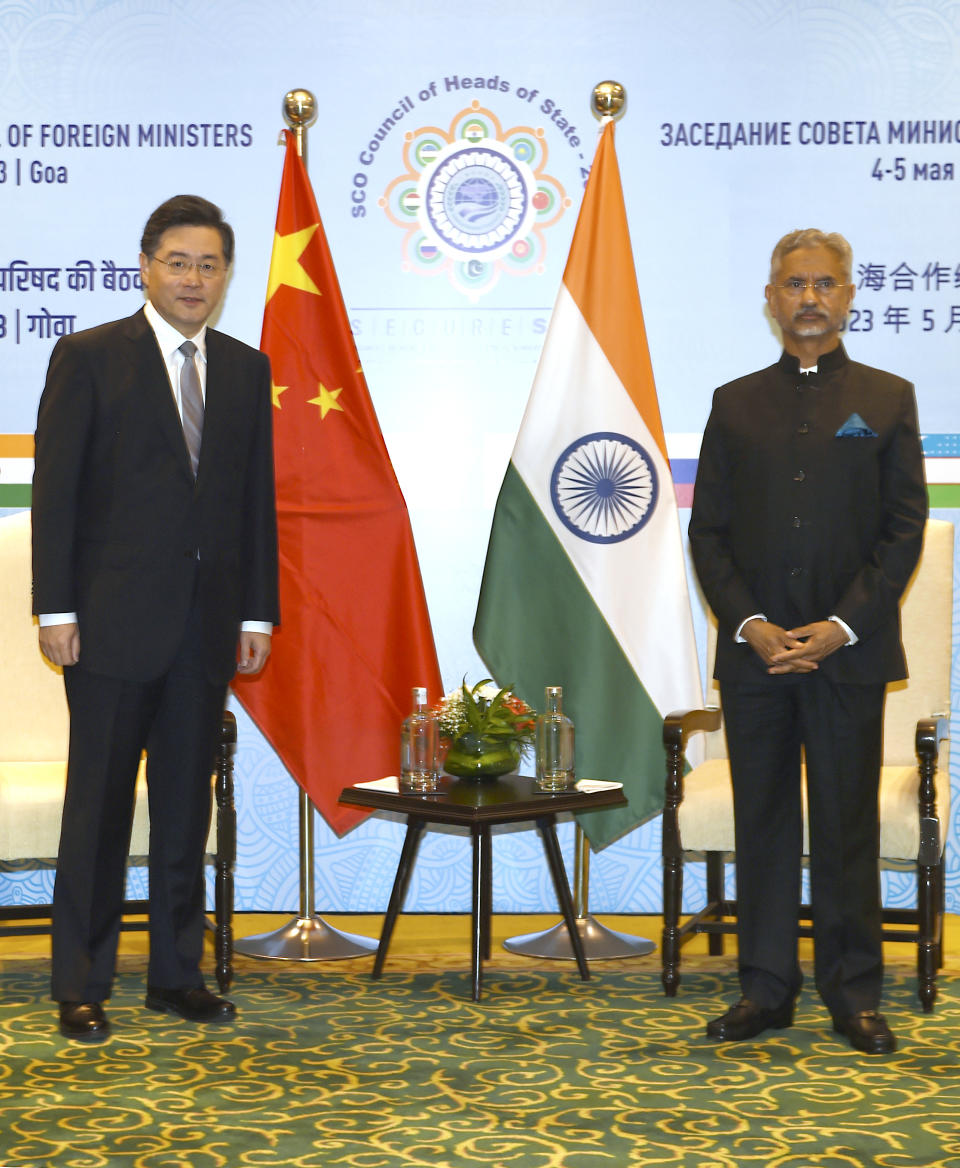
[233,130,443,834]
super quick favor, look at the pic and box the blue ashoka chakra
[550,431,658,544]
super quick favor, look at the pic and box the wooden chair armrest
[663,707,722,755]
[662,706,721,829]
[916,715,948,762]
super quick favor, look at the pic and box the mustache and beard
[790,305,837,336]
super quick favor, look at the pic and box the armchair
[0,510,237,991]
[662,518,952,1011]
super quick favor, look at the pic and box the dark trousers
[720,674,886,1018]
[51,596,228,1002]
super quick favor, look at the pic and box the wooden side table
[339,775,627,1000]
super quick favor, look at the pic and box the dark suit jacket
[688,344,927,685]
[32,308,279,685]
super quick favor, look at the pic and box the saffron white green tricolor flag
[473,120,703,849]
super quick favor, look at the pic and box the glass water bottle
[535,686,575,791]
[400,686,439,793]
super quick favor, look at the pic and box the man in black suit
[32,195,279,1041]
[688,229,927,1054]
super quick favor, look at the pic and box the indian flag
[473,120,703,849]
[0,435,34,508]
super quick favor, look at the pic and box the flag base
[503,914,655,961]
[234,790,378,961]
[234,915,378,961]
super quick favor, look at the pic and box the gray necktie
[178,340,204,477]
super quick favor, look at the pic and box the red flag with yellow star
[233,130,443,834]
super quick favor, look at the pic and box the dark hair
[140,195,235,265]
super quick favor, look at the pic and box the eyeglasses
[773,278,850,296]
[151,256,225,279]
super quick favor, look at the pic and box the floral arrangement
[435,679,536,747]
[435,679,536,779]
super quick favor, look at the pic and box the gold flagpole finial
[282,89,317,160]
[591,81,626,122]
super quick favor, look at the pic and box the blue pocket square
[835,413,877,438]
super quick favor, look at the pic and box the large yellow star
[309,383,344,420]
[265,224,321,304]
[271,382,288,409]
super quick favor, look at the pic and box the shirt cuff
[735,613,766,642]
[40,615,273,634]
[828,614,857,645]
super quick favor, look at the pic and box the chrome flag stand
[234,88,376,963]
[234,789,377,960]
[503,823,654,960]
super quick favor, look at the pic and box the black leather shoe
[706,996,795,1042]
[145,985,236,1023]
[832,1010,896,1054]
[59,1001,110,1042]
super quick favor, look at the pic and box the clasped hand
[742,617,849,674]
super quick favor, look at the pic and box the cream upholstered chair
[662,517,953,1012]
[0,510,238,990]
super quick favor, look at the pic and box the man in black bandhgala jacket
[689,228,927,1055]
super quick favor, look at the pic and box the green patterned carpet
[1,955,959,1167]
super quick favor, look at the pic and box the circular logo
[419,140,534,261]
[550,432,659,544]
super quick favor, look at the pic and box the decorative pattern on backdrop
[0,0,958,916]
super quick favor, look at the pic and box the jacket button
[792,516,802,528]
[798,423,809,435]
[793,470,806,482]
[790,566,802,576]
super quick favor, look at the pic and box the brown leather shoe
[832,1010,896,1054]
[706,996,794,1041]
[145,985,236,1023]
[59,1001,110,1042]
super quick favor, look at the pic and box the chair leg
[937,856,946,970]
[213,711,237,994]
[705,851,725,956]
[661,852,682,997]
[916,860,938,1013]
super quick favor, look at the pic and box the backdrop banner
[1,0,957,915]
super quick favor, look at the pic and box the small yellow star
[265,224,321,304]
[309,383,344,420]
[271,382,288,409]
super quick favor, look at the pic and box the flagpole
[503,81,655,964]
[234,88,377,963]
